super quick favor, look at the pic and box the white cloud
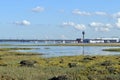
[116,18,120,28]
[105,23,113,28]
[74,24,86,30]
[14,20,31,26]
[90,22,103,27]
[62,22,86,30]
[90,22,112,32]
[113,12,120,18]
[72,9,110,17]
[112,13,120,28]
[72,9,91,16]
[90,22,112,28]
[95,11,107,16]
[32,6,44,12]
[100,27,110,32]
[62,22,75,27]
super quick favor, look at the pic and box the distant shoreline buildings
[76,31,120,43]
[0,31,119,44]
[76,38,120,43]
[0,38,119,44]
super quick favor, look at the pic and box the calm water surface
[18,46,120,57]
[0,41,120,57]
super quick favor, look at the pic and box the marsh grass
[0,48,35,51]
[11,43,120,46]
[0,48,120,80]
[103,48,120,52]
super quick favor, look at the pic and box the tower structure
[82,31,85,43]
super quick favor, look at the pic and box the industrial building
[76,38,120,43]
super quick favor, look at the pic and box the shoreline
[1,43,120,46]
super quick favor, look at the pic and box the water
[0,41,120,57]
[18,46,120,57]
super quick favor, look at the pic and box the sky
[0,0,120,39]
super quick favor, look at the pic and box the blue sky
[0,0,120,39]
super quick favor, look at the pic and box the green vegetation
[0,47,38,51]
[6,43,120,46]
[103,48,120,52]
[0,48,120,80]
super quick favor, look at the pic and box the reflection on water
[82,46,85,55]
[0,42,120,57]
